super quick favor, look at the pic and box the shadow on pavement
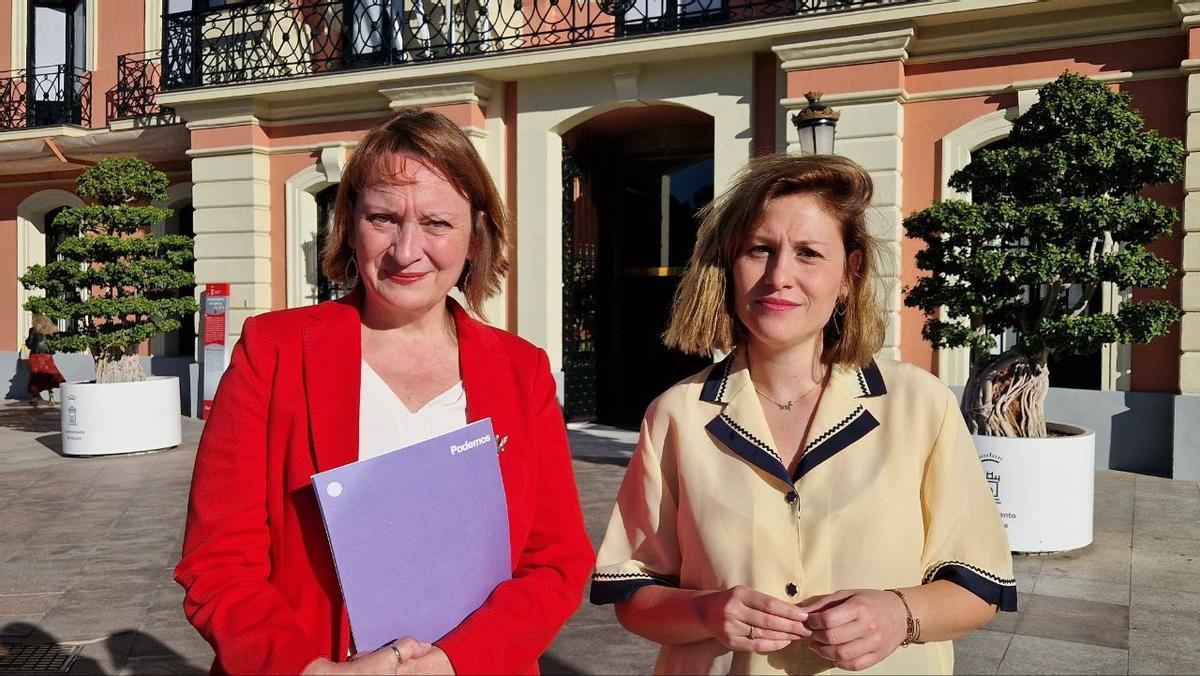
[0,623,100,674]
[0,403,59,434]
[0,624,205,675]
[539,651,588,675]
[574,456,631,468]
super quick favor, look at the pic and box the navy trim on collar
[856,360,887,398]
[705,414,792,486]
[698,353,888,487]
[793,406,880,481]
[699,353,735,403]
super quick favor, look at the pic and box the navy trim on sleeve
[590,572,678,605]
[924,561,1018,612]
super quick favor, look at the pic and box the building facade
[1,0,1198,476]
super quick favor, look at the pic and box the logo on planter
[66,395,78,427]
[980,453,1002,504]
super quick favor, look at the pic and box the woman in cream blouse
[592,155,1016,675]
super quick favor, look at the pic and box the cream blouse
[592,352,1016,675]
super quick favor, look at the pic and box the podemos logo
[450,434,492,455]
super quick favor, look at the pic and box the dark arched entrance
[562,105,714,427]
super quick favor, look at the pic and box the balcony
[107,51,174,122]
[160,0,922,91]
[0,65,92,130]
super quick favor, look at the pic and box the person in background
[176,110,594,675]
[26,313,66,406]
[591,154,1016,675]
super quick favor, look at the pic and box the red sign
[202,283,231,419]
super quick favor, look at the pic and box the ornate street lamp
[791,92,839,155]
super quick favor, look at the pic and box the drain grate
[0,644,81,673]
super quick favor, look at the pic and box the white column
[777,28,911,361]
[189,145,273,343]
[1181,64,1200,394]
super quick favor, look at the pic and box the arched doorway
[154,200,196,358]
[562,105,714,427]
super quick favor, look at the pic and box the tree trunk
[95,349,145,384]
[961,350,1049,438]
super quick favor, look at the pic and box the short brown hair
[664,154,886,367]
[322,109,509,318]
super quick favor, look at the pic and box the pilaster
[775,26,912,361]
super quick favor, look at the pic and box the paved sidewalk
[1,404,1199,674]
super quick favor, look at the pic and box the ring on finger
[389,643,404,664]
[748,626,758,640]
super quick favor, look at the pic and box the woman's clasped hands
[700,586,909,671]
[303,637,455,675]
[799,589,911,672]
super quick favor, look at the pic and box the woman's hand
[301,638,436,675]
[799,589,907,671]
[697,585,811,653]
[395,645,455,675]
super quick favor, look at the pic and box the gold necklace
[754,376,826,412]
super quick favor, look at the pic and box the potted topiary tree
[19,157,198,456]
[904,72,1183,552]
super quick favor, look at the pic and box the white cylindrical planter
[60,376,183,456]
[974,423,1095,553]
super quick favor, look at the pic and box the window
[27,0,86,126]
[314,185,348,303]
[618,0,729,36]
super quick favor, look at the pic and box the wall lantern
[791,91,839,155]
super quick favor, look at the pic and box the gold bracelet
[886,588,921,646]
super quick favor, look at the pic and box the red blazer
[175,294,595,675]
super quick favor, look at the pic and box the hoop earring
[344,253,358,285]
[835,299,848,317]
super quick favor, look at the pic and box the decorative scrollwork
[158,0,922,91]
[597,0,636,16]
[106,51,168,121]
[0,65,91,130]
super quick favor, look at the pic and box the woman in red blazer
[175,111,595,675]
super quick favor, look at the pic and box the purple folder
[311,418,511,651]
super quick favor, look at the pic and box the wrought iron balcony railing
[0,65,92,130]
[107,50,173,121]
[161,0,921,90]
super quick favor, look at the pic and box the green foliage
[904,72,1183,364]
[18,157,198,369]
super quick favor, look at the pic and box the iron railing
[0,65,91,130]
[161,0,922,90]
[107,51,173,121]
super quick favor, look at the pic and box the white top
[358,360,468,461]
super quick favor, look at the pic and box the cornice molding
[378,77,496,111]
[773,25,914,71]
[1175,0,1200,29]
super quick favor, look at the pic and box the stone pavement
[1,404,1199,674]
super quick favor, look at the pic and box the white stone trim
[11,0,26,71]
[150,182,194,357]
[772,25,913,71]
[1184,71,1200,394]
[378,77,494,110]
[284,149,347,308]
[936,110,1015,386]
[145,0,163,53]
[516,56,754,370]
[15,189,86,346]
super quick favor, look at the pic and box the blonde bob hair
[664,154,885,367]
[321,109,510,318]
